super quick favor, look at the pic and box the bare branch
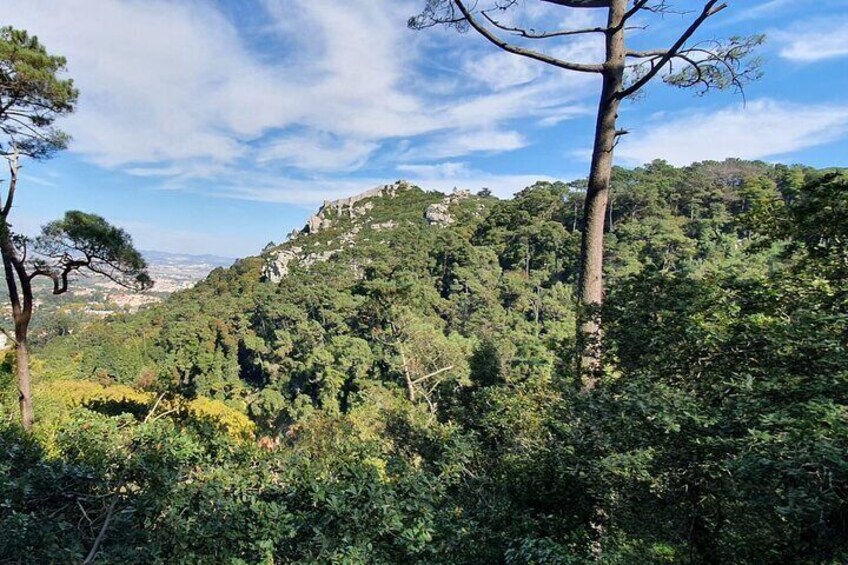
[411,365,454,385]
[480,10,607,39]
[83,491,120,565]
[399,344,415,401]
[143,393,167,423]
[622,0,653,24]
[0,326,17,345]
[617,0,729,99]
[455,0,603,73]
[2,146,18,217]
[624,35,764,98]
[541,0,612,7]
[412,0,604,73]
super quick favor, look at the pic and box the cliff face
[261,181,477,283]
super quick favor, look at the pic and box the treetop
[35,211,153,292]
[0,26,79,158]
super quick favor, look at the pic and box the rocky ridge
[261,181,475,283]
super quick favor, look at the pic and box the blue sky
[5,0,848,257]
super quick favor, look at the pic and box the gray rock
[306,215,332,234]
[262,246,302,283]
[301,250,337,267]
[306,180,410,234]
[425,189,471,226]
[371,220,397,231]
[425,202,454,225]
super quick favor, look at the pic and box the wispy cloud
[404,172,557,199]
[19,174,57,188]
[7,0,846,233]
[725,0,795,23]
[400,129,528,162]
[114,219,243,257]
[5,0,599,189]
[776,17,848,62]
[257,134,380,172]
[617,99,848,166]
[397,161,471,176]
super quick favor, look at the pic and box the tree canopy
[3,160,846,563]
[34,211,153,294]
[0,26,78,158]
[410,0,763,384]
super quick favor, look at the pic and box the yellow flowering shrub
[38,379,153,419]
[182,396,255,441]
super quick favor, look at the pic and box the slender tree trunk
[0,216,34,430]
[15,327,33,429]
[399,345,415,402]
[577,2,627,561]
[577,0,626,389]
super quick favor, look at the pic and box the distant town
[0,250,234,348]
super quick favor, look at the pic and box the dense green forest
[2,159,847,563]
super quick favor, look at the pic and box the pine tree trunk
[16,330,33,430]
[579,2,627,560]
[1,216,34,430]
[577,0,626,390]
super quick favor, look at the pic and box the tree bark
[1,216,34,430]
[15,330,33,429]
[577,0,627,389]
[399,345,415,402]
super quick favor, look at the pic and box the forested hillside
[2,160,847,563]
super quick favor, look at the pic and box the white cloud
[777,17,848,62]
[466,52,542,89]
[728,0,848,25]
[727,0,795,23]
[617,99,848,166]
[167,161,556,205]
[401,129,527,161]
[6,0,285,166]
[257,134,379,172]
[537,105,593,127]
[5,0,599,186]
[19,174,57,188]
[397,162,472,177]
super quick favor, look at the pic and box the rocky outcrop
[371,220,397,231]
[264,181,477,284]
[262,246,302,283]
[305,180,410,234]
[425,203,453,226]
[301,250,337,268]
[320,181,408,217]
[261,246,340,283]
[340,225,361,245]
[306,214,332,234]
[425,189,471,226]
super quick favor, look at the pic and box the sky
[5,0,848,257]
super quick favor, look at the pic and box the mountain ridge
[261,180,483,282]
